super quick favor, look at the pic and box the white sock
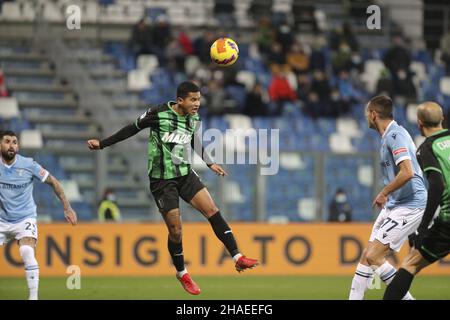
[349,263,374,300]
[19,245,39,300]
[373,261,414,300]
[176,268,188,278]
[232,253,243,263]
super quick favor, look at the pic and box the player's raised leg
[384,248,431,299]
[18,237,39,300]
[161,208,200,295]
[189,187,258,272]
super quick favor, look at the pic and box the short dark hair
[0,130,17,140]
[177,81,200,99]
[368,95,393,119]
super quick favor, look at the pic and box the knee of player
[400,251,424,275]
[204,206,220,217]
[358,248,369,264]
[365,250,383,267]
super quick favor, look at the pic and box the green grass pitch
[0,276,449,300]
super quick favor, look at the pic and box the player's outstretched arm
[45,174,77,225]
[88,123,140,150]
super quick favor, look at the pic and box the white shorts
[0,218,38,245]
[369,207,424,252]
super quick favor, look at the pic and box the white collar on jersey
[382,120,397,139]
[0,156,17,169]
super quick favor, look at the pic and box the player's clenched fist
[87,139,101,150]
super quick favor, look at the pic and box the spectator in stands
[328,188,352,222]
[275,18,294,55]
[337,70,363,102]
[375,68,395,97]
[243,83,270,116]
[304,69,332,118]
[330,89,352,118]
[166,37,186,73]
[268,65,297,115]
[340,22,360,53]
[311,69,331,101]
[331,42,353,75]
[254,17,275,60]
[178,30,193,56]
[0,69,8,97]
[151,14,172,65]
[268,42,287,68]
[440,29,450,75]
[383,35,417,101]
[129,18,153,60]
[98,189,121,222]
[304,91,324,119]
[309,40,326,71]
[296,73,312,103]
[193,31,217,64]
[286,42,310,75]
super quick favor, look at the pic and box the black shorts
[419,219,450,263]
[149,170,205,214]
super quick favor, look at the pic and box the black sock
[208,211,240,257]
[383,268,415,300]
[168,237,185,272]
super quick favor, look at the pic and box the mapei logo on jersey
[393,148,408,156]
[161,132,191,144]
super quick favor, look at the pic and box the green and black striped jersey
[135,101,201,179]
[417,129,450,222]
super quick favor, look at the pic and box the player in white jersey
[349,96,427,300]
[0,131,77,300]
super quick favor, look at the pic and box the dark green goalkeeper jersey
[417,129,450,222]
[135,101,203,179]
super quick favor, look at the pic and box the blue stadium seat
[226,85,246,109]
[208,116,229,132]
[252,117,272,129]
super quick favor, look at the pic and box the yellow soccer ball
[210,38,239,66]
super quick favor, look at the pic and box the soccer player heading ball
[0,131,78,300]
[87,81,258,295]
